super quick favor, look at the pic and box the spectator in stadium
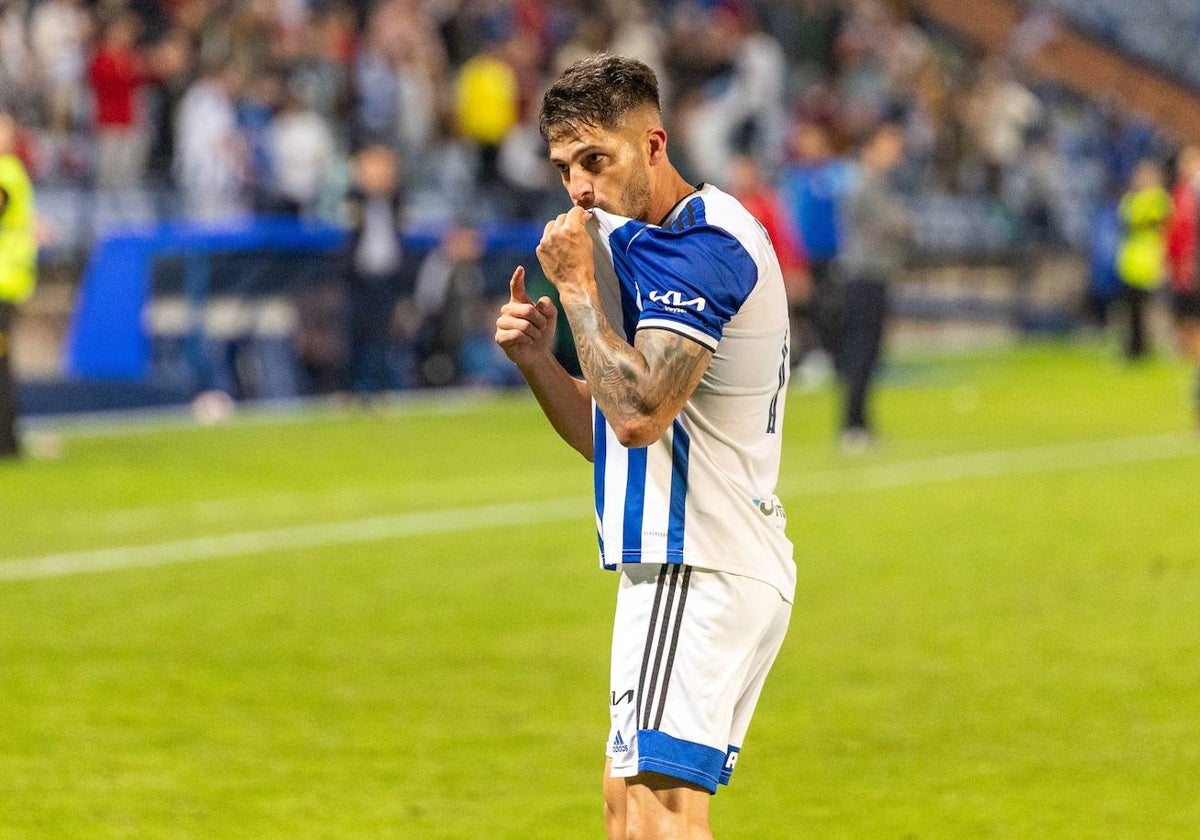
[174,61,249,223]
[835,120,910,454]
[30,0,90,133]
[266,83,336,218]
[497,54,794,840]
[963,56,1042,198]
[342,144,404,397]
[454,36,520,189]
[0,112,37,457]
[778,118,854,371]
[1116,157,1171,360]
[143,28,193,211]
[89,11,153,228]
[681,5,789,182]
[1166,145,1200,424]
[0,3,33,114]
[411,222,484,388]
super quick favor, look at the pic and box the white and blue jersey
[588,183,795,602]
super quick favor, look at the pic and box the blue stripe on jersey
[622,446,648,561]
[595,404,615,569]
[666,420,690,562]
[608,220,650,343]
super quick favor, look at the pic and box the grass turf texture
[1,343,1198,838]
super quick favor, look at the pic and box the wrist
[557,285,599,309]
[552,270,597,306]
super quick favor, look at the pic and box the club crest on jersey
[648,290,706,312]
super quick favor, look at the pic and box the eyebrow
[549,144,606,167]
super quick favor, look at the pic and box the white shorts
[605,563,792,793]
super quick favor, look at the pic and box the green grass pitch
[1,343,1198,838]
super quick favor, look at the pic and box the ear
[646,126,668,165]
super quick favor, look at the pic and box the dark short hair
[538,53,660,143]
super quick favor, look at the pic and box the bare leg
[623,771,713,840]
[604,758,627,840]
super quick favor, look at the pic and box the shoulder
[647,186,765,264]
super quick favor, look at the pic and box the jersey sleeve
[624,225,759,351]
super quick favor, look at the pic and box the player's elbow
[574,438,595,462]
[611,415,667,449]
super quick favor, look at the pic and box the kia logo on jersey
[647,290,706,312]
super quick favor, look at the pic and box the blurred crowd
[0,0,1177,238]
[2,0,1196,411]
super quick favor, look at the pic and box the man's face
[547,119,653,222]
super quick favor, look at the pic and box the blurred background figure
[89,10,151,230]
[1167,145,1200,425]
[266,82,336,218]
[342,144,403,398]
[1084,200,1123,332]
[175,62,248,223]
[454,36,519,193]
[727,153,811,368]
[30,0,90,134]
[0,112,37,457]
[778,119,854,380]
[411,222,484,388]
[835,120,909,454]
[1116,158,1171,361]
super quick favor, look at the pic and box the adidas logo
[612,731,629,754]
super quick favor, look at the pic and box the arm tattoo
[562,297,711,438]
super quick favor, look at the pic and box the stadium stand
[0,0,1192,411]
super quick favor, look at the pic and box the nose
[567,168,593,208]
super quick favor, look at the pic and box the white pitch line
[776,431,1200,497]
[0,497,592,583]
[3,432,1198,583]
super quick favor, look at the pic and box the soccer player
[495,55,794,840]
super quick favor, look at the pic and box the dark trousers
[835,278,889,432]
[347,274,398,394]
[1122,285,1150,359]
[791,259,842,363]
[0,302,19,457]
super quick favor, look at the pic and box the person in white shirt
[495,53,793,840]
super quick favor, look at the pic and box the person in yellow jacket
[454,42,519,187]
[0,111,37,457]
[1117,158,1172,360]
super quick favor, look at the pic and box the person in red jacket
[88,11,149,218]
[1166,144,1200,426]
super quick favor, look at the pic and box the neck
[649,167,697,225]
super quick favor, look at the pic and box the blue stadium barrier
[64,217,543,382]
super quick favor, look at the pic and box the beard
[607,162,652,222]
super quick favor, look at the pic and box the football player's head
[540,54,666,221]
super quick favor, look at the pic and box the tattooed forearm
[561,297,712,446]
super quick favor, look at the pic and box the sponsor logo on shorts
[612,731,629,753]
[611,688,634,706]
